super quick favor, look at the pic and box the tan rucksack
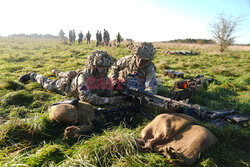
[140,113,218,166]
[49,101,95,125]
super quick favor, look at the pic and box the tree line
[9,33,57,38]
[167,38,215,44]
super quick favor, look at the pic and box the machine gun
[118,86,207,120]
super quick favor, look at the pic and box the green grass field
[0,37,249,166]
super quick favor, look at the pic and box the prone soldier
[19,50,123,105]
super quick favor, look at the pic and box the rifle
[118,87,207,119]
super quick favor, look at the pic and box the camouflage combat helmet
[86,50,115,69]
[132,42,156,60]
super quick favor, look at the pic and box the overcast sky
[0,0,249,44]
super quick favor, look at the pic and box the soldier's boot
[52,69,61,77]
[18,72,37,84]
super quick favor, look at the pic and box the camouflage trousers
[32,72,76,96]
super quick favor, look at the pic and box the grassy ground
[0,37,249,166]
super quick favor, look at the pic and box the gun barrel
[153,94,201,110]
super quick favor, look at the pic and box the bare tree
[210,13,241,52]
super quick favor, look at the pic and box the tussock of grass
[77,127,139,166]
[0,114,62,149]
[0,80,25,91]
[61,127,172,167]
[2,90,34,106]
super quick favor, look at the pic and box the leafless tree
[210,13,242,53]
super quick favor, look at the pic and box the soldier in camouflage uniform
[103,29,110,46]
[69,30,73,43]
[109,42,158,95]
[99,30,102,45]
[72,30,76,44]
[19,50,123,105]
[86,31,91,44]
[78,31,83,44]
[96,30,100,47]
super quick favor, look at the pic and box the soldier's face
[97,67,108,77]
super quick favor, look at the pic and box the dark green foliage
[168,38,214,44]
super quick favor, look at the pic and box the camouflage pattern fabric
[132,42,156,60]
[109,54,158,95]
[30,70,113,105]
[31,71,77,96]
[71,69,114,105]
[86,50,115,68]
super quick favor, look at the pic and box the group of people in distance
[60,29,121,46]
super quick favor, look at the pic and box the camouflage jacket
[70,69,113,105]
[109,55,158,94]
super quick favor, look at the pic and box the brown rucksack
[49,101,95,125]
[140,113,218,166]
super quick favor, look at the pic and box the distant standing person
[72,30,76,44]
[96,30,100,47]
[69,30,73,43]
[99,30,103,46]
[103,29,110,46]
[86,31,91,44]
[78,31,83,44]
[59,29,66,44]
[117,32,121,44]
